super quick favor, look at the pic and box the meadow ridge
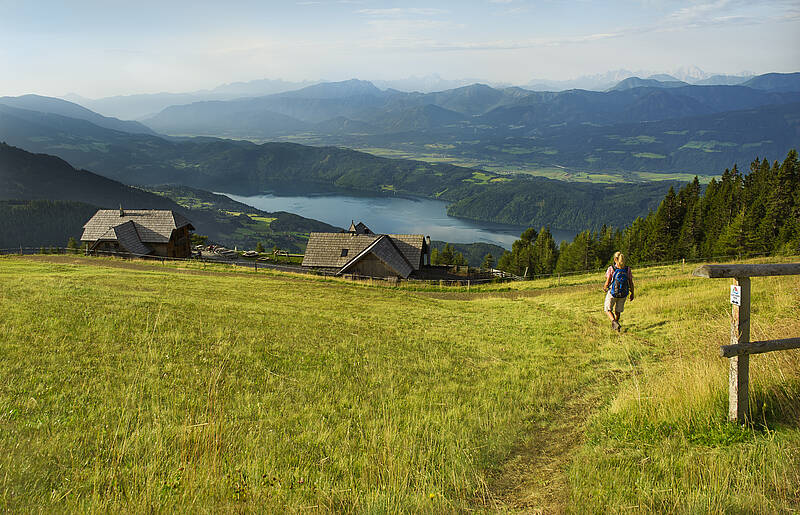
[0,255,798,512]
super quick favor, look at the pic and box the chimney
[425,235,431,266]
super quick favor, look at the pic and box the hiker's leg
[606,310,616,322]
[615,311,621,322]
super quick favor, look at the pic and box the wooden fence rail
[693,262,800,424]
[719,338,800,358]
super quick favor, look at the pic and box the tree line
[495,150,800,276]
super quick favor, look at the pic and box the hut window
[340,248,349,257]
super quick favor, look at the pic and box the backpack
[610,266,630,298]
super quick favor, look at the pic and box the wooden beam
[720,337,800,358]
[729,277,750,424]
[693,263,800,278]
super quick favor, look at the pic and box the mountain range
[134,73,800,177]
[60,67,757,120]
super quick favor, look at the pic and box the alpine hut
[302,221,431,279]
[81,208,194,258]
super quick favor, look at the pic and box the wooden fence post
[729,276,751,424]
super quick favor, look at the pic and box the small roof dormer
[348,221,372,234]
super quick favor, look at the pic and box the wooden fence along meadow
[693,263,800,424]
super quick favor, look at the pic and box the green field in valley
[353,146,718,184]
[1,256,798,512]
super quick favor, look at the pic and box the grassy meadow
[0,255,798,512]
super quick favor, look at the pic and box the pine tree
[497,250,513,272]
[677,177,702,258]
[646,186,682,261]
[531,227,558,275]
[440,244,455,265]
[555,230,595,273]
[713,210,747,258]
[482,253,495,269]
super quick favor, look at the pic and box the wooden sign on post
[729,277,750,423]
[694,262,800,425]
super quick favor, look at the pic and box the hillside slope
[0,94,156,135]
[0,143,337,250]
[0,256,797,512]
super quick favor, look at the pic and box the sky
[1,0,798,98]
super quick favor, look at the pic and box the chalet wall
[168,226,191,258]
[350,253,396,278]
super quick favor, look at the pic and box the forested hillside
[497,150,800,276]
[0,200,98,248]
[0,143,337,250]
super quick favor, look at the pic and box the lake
[223,190,576,250]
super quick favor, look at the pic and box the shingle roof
[111,220,153,256]
[81,209,194,243]
[388,234,425,270]
[337,234,414,278]
[302,229,426,277]
[302,233,382,268]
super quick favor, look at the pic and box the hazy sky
[2,0,798,98]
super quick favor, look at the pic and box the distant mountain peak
[277,79,383,99]
[608,76,689,91]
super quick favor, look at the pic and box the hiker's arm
[603,273,611,291]
[629,275,635,300]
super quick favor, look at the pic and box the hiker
[603,251,634,332]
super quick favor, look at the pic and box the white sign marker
[730,285,741,306]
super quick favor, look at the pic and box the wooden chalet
[302,221,431,279]
[81,208,194,258]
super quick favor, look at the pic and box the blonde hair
[613,251,626,267]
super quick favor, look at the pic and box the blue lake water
[223,191,575,250]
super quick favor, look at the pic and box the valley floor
[0,255,798,512]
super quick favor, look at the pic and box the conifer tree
[531,227,558,275]
[430,247,441,265]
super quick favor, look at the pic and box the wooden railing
[693,263,800,424]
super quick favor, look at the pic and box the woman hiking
[603,251,634,332]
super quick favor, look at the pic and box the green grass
[1,256,798,512]
[633,152,667,159]
[634,171,719,183]
[679,141,738,153]
[463,171,506,185]
[353,146,713,185]
[621,135,658,145]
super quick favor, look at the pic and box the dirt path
[484,396,595,513]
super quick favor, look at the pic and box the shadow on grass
[749,379,800,430]
[639,321,667,331]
